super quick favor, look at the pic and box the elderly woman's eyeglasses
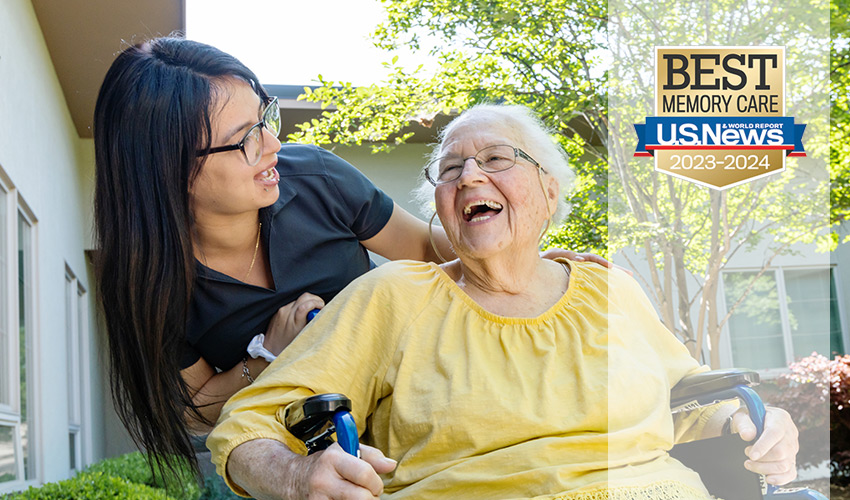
[198,97,280,166]
[424,144,545,185]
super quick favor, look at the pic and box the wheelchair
[284,369,826,499]
[670,369,826,499]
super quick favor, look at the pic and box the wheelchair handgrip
[333,411,359,456]
[731,384,766,439]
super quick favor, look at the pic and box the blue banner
[634,116,806,156]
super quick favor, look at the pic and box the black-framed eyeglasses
[424,144,545,185]
[198,97,280,166]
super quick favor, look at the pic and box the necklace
[244,222,262,281]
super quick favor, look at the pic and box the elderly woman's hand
[229,439,396,500]
[731,406,799,485]
[290,443,397,499]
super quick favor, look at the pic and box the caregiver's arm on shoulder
[361,202,454,263]
[540,248,615,269]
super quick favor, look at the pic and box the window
[65,269,87,472]
[722,267,844,370]
[0,182,38,489]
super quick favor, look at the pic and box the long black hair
[93,37,267,475]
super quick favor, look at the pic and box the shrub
[1,452,208,499]
[83,451,153,486]
[768,353,830,470]
[766,353,850,483]
[831,355,850,484]
[4,471,178,499]
[83,451,201,500]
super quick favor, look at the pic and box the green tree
[609,0,831,367]
[289,0,609,256]
[832,0,850,235]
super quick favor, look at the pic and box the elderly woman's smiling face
[434,122,559,261]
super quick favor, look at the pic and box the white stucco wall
[0,0,106,490]
[332,143,433,218]
[331,143,434,264]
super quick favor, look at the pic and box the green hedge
[83,451,201,499]
[4,452,202,500]
[5,471,178,499]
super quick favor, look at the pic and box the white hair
[413,104,574,224]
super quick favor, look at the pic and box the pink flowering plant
[769,354,829,471]
[767,353,850,481]
[830,355,850,483]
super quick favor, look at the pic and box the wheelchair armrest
[671,368,759,409]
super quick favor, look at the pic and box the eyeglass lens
[429,145,517,184]
[243,100,281,166]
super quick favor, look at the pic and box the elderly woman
[207,104,798,499]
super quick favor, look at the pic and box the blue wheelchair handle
[732,385,766,439]
[333,410,360,457]
[687,384,766,437]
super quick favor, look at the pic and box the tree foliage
[289,0,609,256]
[832,0,850,234]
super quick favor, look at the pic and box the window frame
[16,201,40,485]
[76,281,92,467]
[0,176,12,415]
[65,269,80,473]
[64,266,90,473]
[0,174,19,487]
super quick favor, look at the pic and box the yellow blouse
[208,260,713,499]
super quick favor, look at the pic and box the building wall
[332,144,432,216]
[0,0,106,491]
[331,144,435,264]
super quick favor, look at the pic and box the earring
[429,212,449,263]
